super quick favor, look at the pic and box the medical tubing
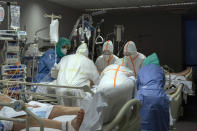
[55,42,57,65]
[91,28,97,60]
[69,16,82,41]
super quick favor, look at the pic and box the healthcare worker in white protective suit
[121,41,146,78]
[95,40,120,73]
[79,62,135,131]
[55,43,100,106]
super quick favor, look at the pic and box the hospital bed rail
[0,80,94,94]
[0,100,44,131]
[0,80,93,103]
[170,83,184,124]
[102,99,141,131]
[165,67,194,96]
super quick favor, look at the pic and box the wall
[0,1,184,71]
[0,0,80,43]
[95,12,183,71]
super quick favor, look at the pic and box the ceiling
[48,0,197,10]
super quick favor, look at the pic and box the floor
[174,95,197,131]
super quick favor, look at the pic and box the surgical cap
[123,41,137,55]
[143,53,160,66]
[103,40,113,53]
[76,43,89,57]
[56,37,71,58]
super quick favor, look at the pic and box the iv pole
[31,13,62,82]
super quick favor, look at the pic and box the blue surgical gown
[34,49,60,83]
[136,64,170,131]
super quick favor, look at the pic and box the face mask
[130,51,137,57]
[103,54,111,61]
[61,48,67,55]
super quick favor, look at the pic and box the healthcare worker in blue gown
[136,53,170,131]
[34,37,71,83]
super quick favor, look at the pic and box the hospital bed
[0,100,44,131]
[0,80,93,104]
[166,83,184,126]
[102,99,141,131]
[169,84,184,123]
[0,99,141,131]
[0,80,142,131]
[165,67,194,96]
[164,67,194,127]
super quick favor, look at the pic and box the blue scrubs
[136,64,170,131]
[34,49,60,83]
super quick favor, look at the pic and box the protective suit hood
[76,43,89,57]
[103,40,113,53]
[124,41,137,56]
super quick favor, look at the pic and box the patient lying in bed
[165,67,193,96]
[0,94,84,131]
[0,63,135,131]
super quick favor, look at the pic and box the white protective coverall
[121,41,146,78]
[56,43,99,106]
[92,64,135,123]
[95,40,119,73]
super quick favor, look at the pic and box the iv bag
[85,27,91,40]
[78,27,82,36]
[50,19,59,44]
[10,5,20,29]
[0,6,5,22]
